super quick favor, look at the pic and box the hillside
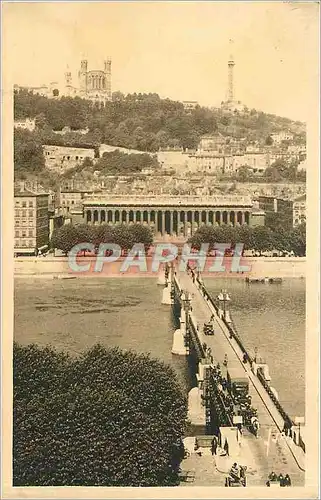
[14,90,306,153]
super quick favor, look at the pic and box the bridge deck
[175,269,305,485]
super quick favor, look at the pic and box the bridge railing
[194,275,296,429]
[256,368,293,428]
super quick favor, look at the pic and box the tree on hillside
[236,165,251,182]
[14,129,45,175]
[13,343,187,486]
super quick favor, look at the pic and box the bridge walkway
[176,269,305,485]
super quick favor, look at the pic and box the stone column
[147,211,151,224]
[241,212,245,225]
[161,210,165,235]
[169,211,173,236]
[133,211,137,223]
[191,211,195,235]
[184,214,188,238]
[220,210,224,225]
[227,211,231,225]
[125,210,129,224]
[205,211,209,225]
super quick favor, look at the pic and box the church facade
[14,59,112,106]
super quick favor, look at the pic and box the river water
[14,277,305,417]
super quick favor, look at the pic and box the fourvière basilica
[14,59,112,106]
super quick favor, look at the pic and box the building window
[15,200,20,206]
[22,231,27,237]
[29,240,33,247]
[28,230,33,237]
[29,210,33,217]
[29,201,33,207]
[15,230,19,237]
[22,201,27,208]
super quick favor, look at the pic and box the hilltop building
[14,118,36,132]
[14,59,112,106]
[182,101,199,112]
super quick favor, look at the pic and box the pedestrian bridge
[160,263,305,482]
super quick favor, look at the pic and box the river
[14,276,305,417]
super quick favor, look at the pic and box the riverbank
[14,256,306,279]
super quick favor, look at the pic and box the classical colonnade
[84,207,251,236]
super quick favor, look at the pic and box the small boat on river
[246,277,283,284]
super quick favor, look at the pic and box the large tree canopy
[50,223,154,254]
[188,223,306,256]
[13,343,187,486]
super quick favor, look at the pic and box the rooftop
[83,194,253,207]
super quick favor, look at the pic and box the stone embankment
[14,256,305,279]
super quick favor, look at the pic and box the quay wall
[14,256,306,278]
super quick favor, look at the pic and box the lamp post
[294,416,305,445]
[217,289,231,319]
[182,290,191,346]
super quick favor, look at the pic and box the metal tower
[104,58,112,100]
[227,39,235,102]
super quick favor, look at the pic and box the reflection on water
[14,277,305,416]
[204,278,305,417]
[14,278,190,390]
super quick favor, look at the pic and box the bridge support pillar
[187,387,206,432]
[171,328,188,355]
[161,282,173,305]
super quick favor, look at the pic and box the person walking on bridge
[223,354,228,367]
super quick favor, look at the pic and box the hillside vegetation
[14,90,305,185]
[15,90,305,152]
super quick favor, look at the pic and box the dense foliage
[95,150,159,175]
[13,343,187,486]
[188,223,306,256]
[14,129,45,175]
[14,90,305,153]
[50,223,154,254]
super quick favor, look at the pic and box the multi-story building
[14,183,49,256]
[59,189,94,213]
[187,151,268,175]
[14,118,36,132]
[198,133,226,152]
[182,101,199,111]
[43,145,95,173]
[258,194,306,227]
[257,195,293,214]
[270,131,294,144]
[292,194,306,227]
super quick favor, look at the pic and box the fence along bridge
[160,263,305,483]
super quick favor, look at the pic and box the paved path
[176,270,305,486]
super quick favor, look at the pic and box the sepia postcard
[1,1,320,499]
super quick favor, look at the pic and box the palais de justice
[83,195,264,237]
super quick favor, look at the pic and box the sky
[2,1,320,121]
